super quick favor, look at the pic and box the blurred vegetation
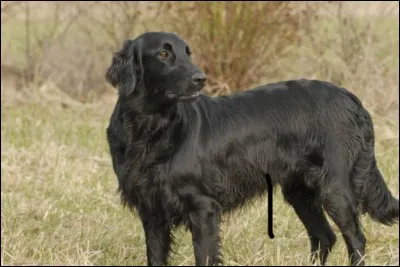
[1,1,398,124]
[160,1,308,95]
[1,1,163,101]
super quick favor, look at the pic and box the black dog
[105,32,399,266]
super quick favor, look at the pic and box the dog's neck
[120,93,178,121]
[119,94,184,154]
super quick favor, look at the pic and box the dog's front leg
[188,196,222,266]
[139,210,172,266]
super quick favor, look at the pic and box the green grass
[1,88,398,266]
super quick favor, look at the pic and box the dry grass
[161,1,307,96]
[1,88,398,266]
[1,1,399,266]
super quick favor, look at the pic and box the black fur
[105,32,399,266]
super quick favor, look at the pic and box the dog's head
[105,32,206,103]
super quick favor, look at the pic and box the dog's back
[174,79,368,182]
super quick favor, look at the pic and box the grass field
[1,83,399,266]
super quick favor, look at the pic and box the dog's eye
[159,50,169,59]
[185,47,191,57]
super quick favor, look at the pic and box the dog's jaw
[178,91,200,102]
[166,91,201,103]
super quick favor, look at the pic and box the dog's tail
[352,141,399,226]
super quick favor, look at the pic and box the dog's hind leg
[282,182,336,265]
[321,177,367,266]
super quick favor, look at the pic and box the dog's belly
[212,159,269,212]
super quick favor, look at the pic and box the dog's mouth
[178,83,205,102]
[166,90,202,102]
[178,91,200,102]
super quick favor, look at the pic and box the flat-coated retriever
[105,32,399,266]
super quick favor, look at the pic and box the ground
[1,87,398,266]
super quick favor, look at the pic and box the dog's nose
[192,73,207,85]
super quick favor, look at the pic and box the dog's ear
[105,39,142,96]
